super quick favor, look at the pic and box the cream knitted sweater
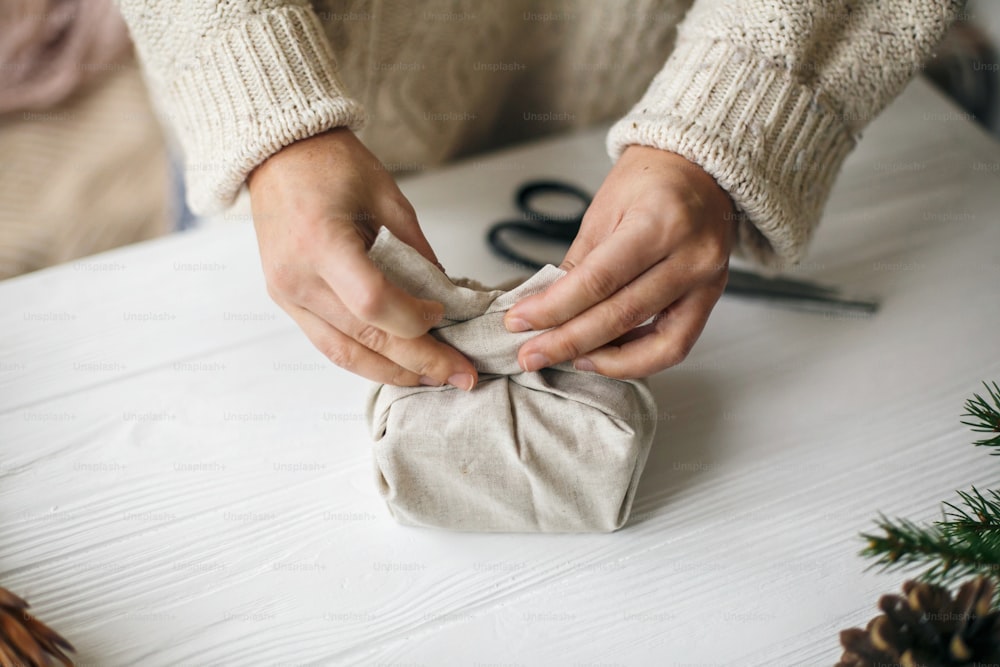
[117,0,959,267]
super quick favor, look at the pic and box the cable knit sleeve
[115,1,367,214]
[606,0,961,268]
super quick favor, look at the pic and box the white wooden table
[2,78,999,666]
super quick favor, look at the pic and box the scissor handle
[487,221,549,270]
[516,180,591,226]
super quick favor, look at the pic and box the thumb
[394,225,446,274]
[376,213,446,273]
[559,209,604,272]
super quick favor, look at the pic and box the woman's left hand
[503,145,736,379]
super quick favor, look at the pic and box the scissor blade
[724,269,879,315]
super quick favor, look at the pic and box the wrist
[248,127,356,192]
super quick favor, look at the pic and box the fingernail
[447,373,475,391]
[419,375,441,386]
[505,317,532,333]
[573,358,596,372]
[521,352,550,373]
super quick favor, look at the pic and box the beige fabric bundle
[365,229,657,532]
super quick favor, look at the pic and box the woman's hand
[248,128,478,390]
[503,146,736,379]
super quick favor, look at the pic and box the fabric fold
[365,228,658,533]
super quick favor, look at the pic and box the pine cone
[0,587,74,667]
[837,577,1000,667]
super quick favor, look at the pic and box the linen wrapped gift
[365,228,658,532]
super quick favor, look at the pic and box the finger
[390,224,447,273]
[318,226,444,339]
[504,214,666,332]
[284,303,426,386]
[514,257,687,372]
[558,204,613,271]
[352,326,478,391]
[379,214,443,269]
[370,191,446,270]
[300,285,478,390]
[574,283,724,379]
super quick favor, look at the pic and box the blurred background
[0,0,998,281]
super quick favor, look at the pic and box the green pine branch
[860,501,1000,595]
[961,380,1000,452]
[861,504,1000,588]
[859,382,1000,602]
[940,486,1000,534]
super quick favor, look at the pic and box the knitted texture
[0,62,170,279]
[605,0,961,267]
[117,0,960,267]
[117,2,367,214]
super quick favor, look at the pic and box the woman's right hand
[247,128,478,391]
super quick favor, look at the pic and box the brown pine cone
[0,587,74,667]
[837,577,1000,667]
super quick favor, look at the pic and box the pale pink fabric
[0,0,132,113]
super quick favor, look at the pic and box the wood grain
[1,79,999,666]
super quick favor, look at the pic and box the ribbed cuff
[607,38,856,268]
[167,5,367,214]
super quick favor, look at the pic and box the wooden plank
[1,79,999,666]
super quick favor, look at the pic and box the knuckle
[708,264,730,292]
[380,194,418,226]
[659,350,686,370]
[351,281,388,322]
[264,280,283,304]
[636,194,682,224]
[663,187,701,220]
[559,257,579,272]
[622,207,657,227]
[577,264,619,301]
[390,197,418,223]
[664,336,696,368]
[355,323,389,351]
[408,351,443,379]
[389,364,416,387]
[551,335,585,362]
[676,244,729,283]
[267,264,320,306]
[392,341,451,379]
[266,264,298,298]
[628,208,672,249]
[322,340,355,370]
[607,298,652,332]
[703,237,730,269]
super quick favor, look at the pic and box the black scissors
[486,179,879,315]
